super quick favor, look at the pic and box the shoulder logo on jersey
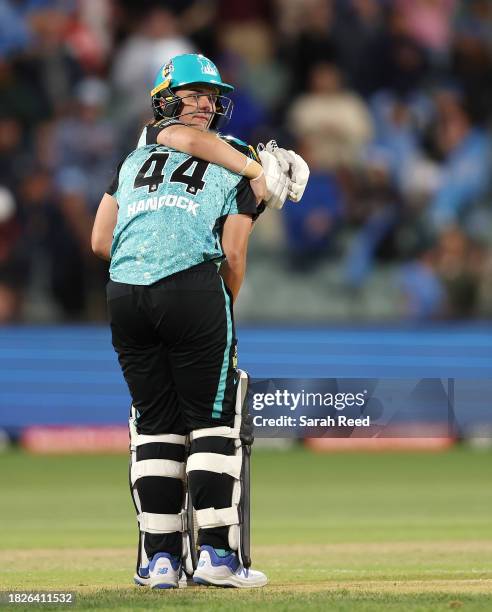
[198,56,218,77]
[154,118,179,129]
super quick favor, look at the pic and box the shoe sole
[193,574,267,588]
[134,574,191,589]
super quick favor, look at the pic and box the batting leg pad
[186,369,253,568]
[129,406,188,577]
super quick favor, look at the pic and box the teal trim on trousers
[212,278,232,419]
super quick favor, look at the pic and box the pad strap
[189,426,240,441]
[129,406,186,448]
[138,511,187,533]
[131,459,185,484]
[134,433,186,446]
[186,452,242,479]
[195,506,239,529]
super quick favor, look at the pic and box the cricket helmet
[151,53,234,129]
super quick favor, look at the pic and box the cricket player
[92,54,308,589]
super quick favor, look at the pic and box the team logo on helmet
[162,60,174,79]
[197,56,218,77]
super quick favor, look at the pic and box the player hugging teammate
[92,53,309,589]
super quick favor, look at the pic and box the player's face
[175,86,218,129]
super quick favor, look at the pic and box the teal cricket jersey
[106,142,257,285]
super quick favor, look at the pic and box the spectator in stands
[50,78,116,213]
[111,7,194,126]
[281,0,338,92]
[0,57,51,126]
[0,116,27,193]
[343,161,401,288]
[217,54,268,143]
[26,5,84,116]
[396,0,456,61]
[19,166,87,319]
[378,7,429,95]
[334,0,387,96]
[0,0,32,59]
[398,255,446,320]
[0,186,28,322]
[220,21,290,117]
[64,0,112,73]
[400,226,485,320]
[452,9,492,125]
[433,226,484,318]
[288,61,373,171]
[282,140,343,270]
[368,95,426,191]
[427,88,491,234]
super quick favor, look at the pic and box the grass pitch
[0,446,491,610]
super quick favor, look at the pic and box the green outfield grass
[1,446,491,610]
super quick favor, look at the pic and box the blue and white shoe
[147,553,180,589]
[134,565,150,587]
[134,559,190,589]
[193,546,267,588]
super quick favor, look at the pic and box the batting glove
[257,145,291,210]
[265,140,310,203]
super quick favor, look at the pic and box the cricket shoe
[137,553,181,589]
[134,563,189,589]
[193,545,267,588]
[133,564,150,587]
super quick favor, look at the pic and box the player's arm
[219,175,257,302]
[91,193,118,261]
[91,157,125,260]
[157,124,264,180]
[149,123,289,206]
[220,213,253,303]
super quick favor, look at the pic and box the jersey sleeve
[105,157,126,196]
[225,176,259,219]
[139,119,182,146]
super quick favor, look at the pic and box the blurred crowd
[1,0,492,322]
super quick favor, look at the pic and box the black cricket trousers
[107,261,239,557]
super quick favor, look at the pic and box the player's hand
[249,171,267,204]
[256,147,291,209]
[265,140,310,203]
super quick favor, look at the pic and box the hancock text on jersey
[126,194,200,218]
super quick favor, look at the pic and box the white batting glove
[257,146,291,210]
[265,140,310,203]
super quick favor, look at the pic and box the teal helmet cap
[151,53,234,98]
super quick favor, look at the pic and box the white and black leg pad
[186,370,253,568]
[129,406,187,576]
